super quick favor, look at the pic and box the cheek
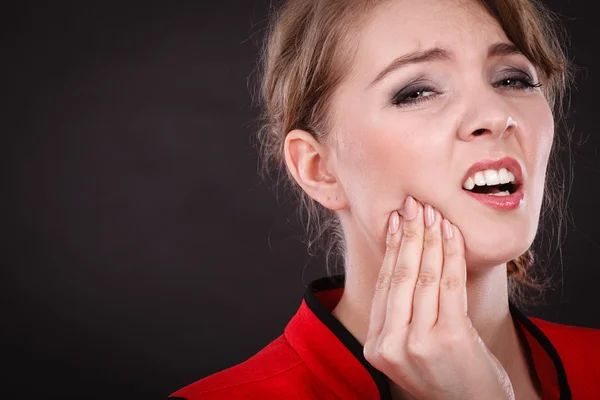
[537,120,554,173]
[523,102,555,201]
[334,119,452,237]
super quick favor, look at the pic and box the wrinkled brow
[369,48,450,87]
[368,42,523,88]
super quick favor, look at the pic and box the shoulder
[530,316,600,353]
[530,316,600,394]
[169,335,330,400]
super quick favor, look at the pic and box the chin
[460,216,538,271]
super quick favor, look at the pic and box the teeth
[499,168,510,184]
[491,190,510,196]
[473,172,486,186]
[463,167,517,189]
[484,170,500,185]
[463,177,475,190]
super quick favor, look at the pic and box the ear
[283,129,348,211]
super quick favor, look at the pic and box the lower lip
[463,186,524,210]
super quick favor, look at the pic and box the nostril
[473,128,486,136]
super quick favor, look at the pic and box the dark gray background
[4,1,599,399]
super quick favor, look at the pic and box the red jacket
[171,276,600,399]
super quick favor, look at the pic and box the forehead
[352,0,510,76]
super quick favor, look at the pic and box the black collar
[305,275,571,400]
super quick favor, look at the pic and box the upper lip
[461,156,524,187]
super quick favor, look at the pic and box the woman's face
[328,0,554,269]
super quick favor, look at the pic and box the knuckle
[441,274,462,291]
[378,333,401,362]
[375,272,392,291]
[363,338,377,362]
[390,265,413,286]
[423,232,441,247]
[405,332,429,360]
[401,226,422,242]
[444,245,462,258]
[416,271,438,287]
[386,233,401,251]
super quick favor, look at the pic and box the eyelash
[391,74,542,108]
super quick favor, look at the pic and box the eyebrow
[368,42,524,88]
[487,42,522,58]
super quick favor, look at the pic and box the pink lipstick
[461,157,524,211]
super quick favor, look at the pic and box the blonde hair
[254,0,572,306]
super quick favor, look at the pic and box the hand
[363,196,514,400]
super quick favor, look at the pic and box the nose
[456,96,517,141]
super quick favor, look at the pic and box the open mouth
[465,182,518,196]
[460,158,525,209]
[461,167,521,197]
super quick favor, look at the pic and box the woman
[171,0,600,398]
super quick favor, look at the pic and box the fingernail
[389,211,400,234]
[424,204,434,227]
[404,196,417,220]
[442,219,453,239]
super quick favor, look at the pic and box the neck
[332,253,537,398]
[333,258,512,354]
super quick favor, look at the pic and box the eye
[493,70,542,91]
[391,85,437,107]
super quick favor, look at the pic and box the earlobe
[283,129,348,211]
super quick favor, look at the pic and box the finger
[410,205,443,329]
[366,211,403,343]
[438,220,468,325]
[384,196,424,331]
